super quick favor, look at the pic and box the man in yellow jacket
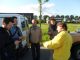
[43,22,72,60]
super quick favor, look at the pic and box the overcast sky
[0,0,80,16]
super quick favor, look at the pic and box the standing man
[0,17,19,60]
[29,19,42,60]
[10,16,23,49]
[10,16,23,59]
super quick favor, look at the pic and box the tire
[71,43,80,60]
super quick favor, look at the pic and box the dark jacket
[48,24,57,40]
[0,27,15,50]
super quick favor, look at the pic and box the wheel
[71,43,80,60]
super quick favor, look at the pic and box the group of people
[0,17,24,60]
[29,18,73,60]
[0,16,73,60]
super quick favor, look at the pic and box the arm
[43,31,65,49]
[39,28,42,42]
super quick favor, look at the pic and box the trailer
[70,31,80,59]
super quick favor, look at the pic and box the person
[29,19,42,60]
[10,16,23,49]
[48,17,57,40]
[43,22,72,60]
[0,17,19,60]
[10,16,24,59]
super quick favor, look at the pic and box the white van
[0,13,29,47]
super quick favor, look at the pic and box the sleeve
[48,26,53,35]
[17,27,23,36]
[28,27,31,43]
[43,31,65,49]
[48,26,51,33]
[39,28,42,42]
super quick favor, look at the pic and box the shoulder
[14,26,20,31]
[0,27,5,32]
[58,31,68,37]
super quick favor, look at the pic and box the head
[2,17,13,30]
[12,16,17,25]
[57,22,67,32]
[32,19,37,26]
[49,17,56,25]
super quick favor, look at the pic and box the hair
[49,16,55,21]
[11,16,17,23]
[57,22,67,31]
[48,16,56,24]
[12,16,17,20]
[32,19,38,23]
[3,17,13,25]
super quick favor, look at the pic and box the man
[43,22,72,60]
[0,17,20,60]
[10,16,22,49]
[29,19,42,60]
[10,16,23,59]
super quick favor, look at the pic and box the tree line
[34,15,80,23]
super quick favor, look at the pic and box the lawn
[29,23,80,42]
[40,23,80,42]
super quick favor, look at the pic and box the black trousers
[0,48,16,60]
[31,43,40,60]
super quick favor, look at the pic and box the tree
[43,15,49,23]
[56,15,61,18]
[75,16,79,20]
[70,15,74,22]
[38,0,49,27]
[34,15,38,20]
[65,15,70,22]
[61,15,64,19]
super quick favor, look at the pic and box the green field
[40,23,80,42]
[29,23,80,42]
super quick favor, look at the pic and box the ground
[20,47,53,60]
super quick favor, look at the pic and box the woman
[43,22,72,60]
[48,17,57,40]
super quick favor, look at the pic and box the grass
[28,23,80,42]
[40,23,80,42]
[67,23,80,32]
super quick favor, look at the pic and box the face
[6,22,13,30]
[57,25,63,32]
[13,18,17,25]
[32,20,37,26]
[50,20,55,25]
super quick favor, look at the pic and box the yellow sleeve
[43,31,65,49]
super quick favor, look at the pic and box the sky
[0,0,80,16]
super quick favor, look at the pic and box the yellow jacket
[43,31,72,60]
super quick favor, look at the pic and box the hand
[19,36,23,40]
[40,43,43,46]
[48,32,52,35]
[15,40,21,45]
